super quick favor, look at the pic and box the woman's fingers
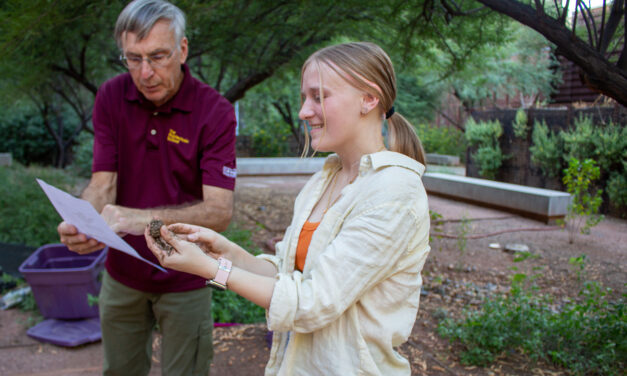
[168,223,200,235]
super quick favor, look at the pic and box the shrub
[438,273,626,375]
[562,158,604,243]
[512,108,528,138]
[248,125,292,157]
[529,115,627,215]
[607,167,627,209]
[0,109,57,166]
[529,120,563,177]
[465,118,506,179]
[415,123,466,161]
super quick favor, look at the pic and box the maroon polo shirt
[92,64,236,293]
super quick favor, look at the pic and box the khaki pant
[99,271,213,376]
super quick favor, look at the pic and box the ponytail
[387,112,426,166]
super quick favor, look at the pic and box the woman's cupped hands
[144,223,232,274]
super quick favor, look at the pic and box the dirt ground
[1,175,625,375]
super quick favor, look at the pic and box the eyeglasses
[119,50,175,70]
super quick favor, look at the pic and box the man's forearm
[81,172,117,213]
[153,199,233,232]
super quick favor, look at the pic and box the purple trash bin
[18,244,107,319]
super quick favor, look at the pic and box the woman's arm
[145,225,277,308]
[166,223,277,277]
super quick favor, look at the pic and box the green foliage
[456,217,470,260]
[68,131,94,178]
[530,116,627,215]
[429,210,443,243]
[0,273,40,314]
[607,166,627,209]
[415,123,467,160]
[0,105,58,166]
[562,158,604,243]
[568,254,588,285]
[449,22,560,109]
[0,163,79,247]
[212,223,266,324]
[247,125,293,157]
[395,73,444,125]
[512,108,528,138]
[561,116,627,175]
[211,289,266,324]
[465,118,505,179]
[438,273,626,375]
[529,120,563,177]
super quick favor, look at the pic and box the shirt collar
[124,63,194,113]
[322,150,425,177]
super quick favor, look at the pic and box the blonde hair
[300,42,426,165]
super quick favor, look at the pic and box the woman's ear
[360,93,380,116]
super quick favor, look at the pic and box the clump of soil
[149,219,174,256]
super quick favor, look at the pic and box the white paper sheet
[36,178,166,272]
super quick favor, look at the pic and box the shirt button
[150,129,157,135]
[153,112,158,116]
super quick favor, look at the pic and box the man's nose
[140,60,154,80]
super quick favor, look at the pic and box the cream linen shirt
[257,151,431,376]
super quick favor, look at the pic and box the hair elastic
[385,106,395,119]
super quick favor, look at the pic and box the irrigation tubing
[430,226,563,240]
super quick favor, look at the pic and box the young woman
[146,41,431,375]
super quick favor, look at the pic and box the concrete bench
[237,157,325,176]
[422,172,571,223]
[425,153,460,166]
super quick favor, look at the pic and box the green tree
[0,0,538,163]
[449,22,560,112]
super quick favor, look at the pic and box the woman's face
[299,62,365,153]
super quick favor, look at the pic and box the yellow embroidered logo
[167,129,189,144]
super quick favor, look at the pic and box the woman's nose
[299,100,313,120]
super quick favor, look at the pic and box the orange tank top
[295,221,320,272]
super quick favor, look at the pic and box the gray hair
[114,0,186,51]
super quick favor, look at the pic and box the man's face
[121,20,188,107]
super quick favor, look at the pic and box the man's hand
[101,204,152,237]
[57,221,106,255]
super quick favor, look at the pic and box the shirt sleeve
[91,83,118,172]
[266,195,430,333]
[199,98,237,190]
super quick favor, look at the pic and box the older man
[57,0,236,374]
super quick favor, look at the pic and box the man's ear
[179,37,189,64]
[361,93,380,115]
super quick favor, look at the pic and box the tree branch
[578,1,598,48]
[476,0,627,106]
[50,63,98,95]
[598,0,624,55]
[441,0,485,16]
